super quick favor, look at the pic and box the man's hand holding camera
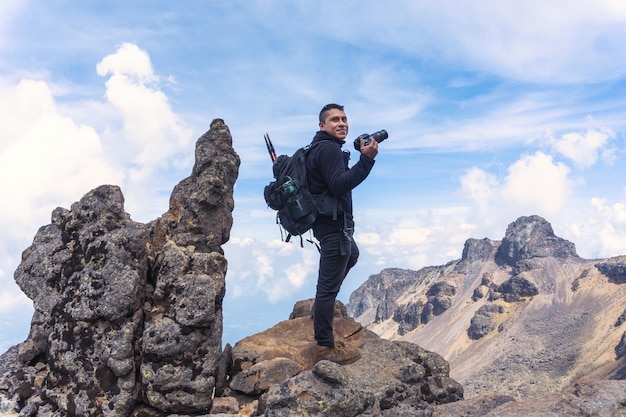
[360,137,378,159]
[354,129,387,159]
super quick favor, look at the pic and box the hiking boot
[315,341,361,365]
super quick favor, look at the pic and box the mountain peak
[495,215,579,265]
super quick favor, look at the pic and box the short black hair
[319,103,344,123]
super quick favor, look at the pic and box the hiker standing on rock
[306,103,379,364]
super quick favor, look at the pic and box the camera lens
[371,130,388,143]
[353,130,388,151]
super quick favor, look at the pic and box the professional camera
[353,129,388,151]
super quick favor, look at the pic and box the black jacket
[306,131,375,238]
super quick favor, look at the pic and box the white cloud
[0,77,120,331]
[550,128,616,168]
[559,196,626,259]
[96,43,192,176]
[357,232,382,247]
[351,207,474,272]
[591,198,626,256]
[0,286,30,313]
[501,152,572,214]
[96,42,157,84]
[0,42,195,228]
[389,225,432,247]
[459,151,573,223]
[350,143,617,272]
[355,139,623,268]
[0,259,32,315]
[460,168,499,218]
[225,238,318,303]
[314,0,626,83]
[0,43,198,345]
[0,79,122,230]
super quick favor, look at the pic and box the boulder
[228,301,464,415]
[498,275,539,302]
[467,304,505,340]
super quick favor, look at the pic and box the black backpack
[264,142,331,244]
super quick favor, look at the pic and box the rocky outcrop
[139,119,239,412]
[461,238,499,263]
[2,119,240,416]
[596,256,626,283]
[227,300,463,416]
[351,264,459,335]
[467,304,504,340]
[393,302,421,336]
[13,185,150,417]
[495,215,579,266]
[425,281,457,317]
[494,275,540,302]
[349,268,424,321]
[377,280,458,335]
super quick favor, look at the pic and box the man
[306,103,378,364]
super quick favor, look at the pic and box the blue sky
[1,0,625,351]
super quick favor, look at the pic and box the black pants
[314,230,359,346]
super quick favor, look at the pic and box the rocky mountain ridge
[349,215,626,401]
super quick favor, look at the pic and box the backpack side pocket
[264,181,283,210]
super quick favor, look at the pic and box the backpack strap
[305,141,339,221]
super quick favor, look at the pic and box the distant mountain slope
[348,215,626,400]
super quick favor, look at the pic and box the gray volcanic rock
[497,275,539,302]
[2,119,240,417]
[140,120,240,411]
[14,185,149,417]
[496,215,579,265]
[462,238,499,263]
[467,304,504,340]
[230,301,463,416]
[596,256,626,283]
[425,281,457,316]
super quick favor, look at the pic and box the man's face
[319,108,349,141]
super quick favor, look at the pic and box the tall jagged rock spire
[141,118,240,412]
[12,119,240,416]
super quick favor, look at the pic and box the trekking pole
[264,133,277,163]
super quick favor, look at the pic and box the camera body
[353,129,388,151]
